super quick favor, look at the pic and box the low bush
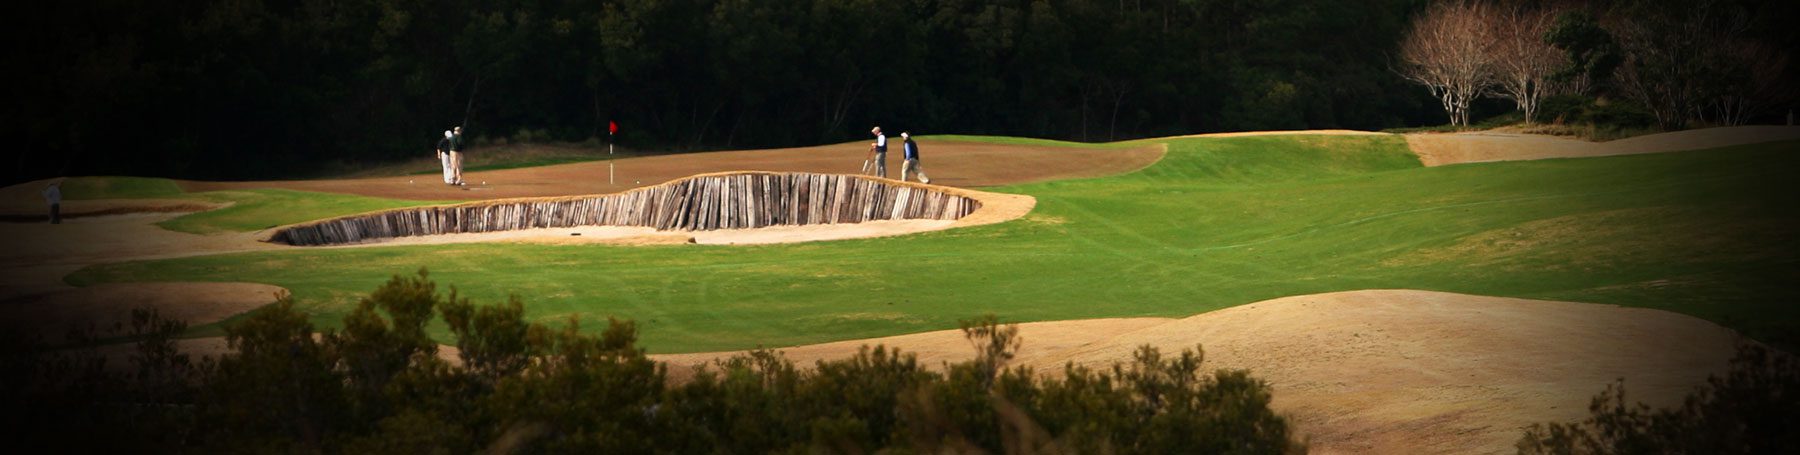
[1516,343,1800,454]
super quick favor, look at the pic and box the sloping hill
[657,290,1742,454]
[1406,126,1800,166]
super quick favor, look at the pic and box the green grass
[69,136,1800,352]
[157,189,449,234]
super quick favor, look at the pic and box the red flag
[609,121,618,135]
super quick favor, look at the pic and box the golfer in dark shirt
[900,132,930,184]
[449,126,466,186]
[437,130,454,184]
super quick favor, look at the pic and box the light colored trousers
[450,152,465,184]
[902,158,929,183]
[440,152,455,183]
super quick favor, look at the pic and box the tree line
[0,270,1303,453]
[1399,0,1797,130]
[6,0,1441,185]
[6,1,1792,186]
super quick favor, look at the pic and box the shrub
[1517,343,1800,454]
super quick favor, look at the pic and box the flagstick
[609,130,615,185]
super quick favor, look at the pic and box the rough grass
[58,176,187,199]
[69,136,1800,352]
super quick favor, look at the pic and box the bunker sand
[1405,125,1800,166]
[655,290,1741,455]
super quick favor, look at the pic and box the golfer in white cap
[449,126,466,185]
[869,126,887,178]
[42,180,62,224]
[437,130,454,184]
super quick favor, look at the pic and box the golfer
[449,126,466,186]
[869,126,888,178]
[42,181,61,224]
[900,132,930,184]
[436,130,454,185]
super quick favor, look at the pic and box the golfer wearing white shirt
[870,126,888,178]
[43,181,62,224]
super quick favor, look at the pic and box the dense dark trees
[5,0,1435,185]
[10,1,1792,186]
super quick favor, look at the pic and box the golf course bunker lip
[266,171,1016,246]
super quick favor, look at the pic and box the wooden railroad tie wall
[271,173,982,246]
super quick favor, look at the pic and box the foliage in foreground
[1516,343,1800,454]
[0,270,1303,454]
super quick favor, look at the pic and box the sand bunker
[1406,125,1800,166]
[333,219,960,247]
[653,290,1741,454]
[0,212,277,300]
[267,172,1024,247]
[0,282,285,344]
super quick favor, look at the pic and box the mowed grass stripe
[70,136,1800,352]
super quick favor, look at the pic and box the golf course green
[65,134,1800,353]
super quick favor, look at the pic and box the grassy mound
[43,177,445,234]
[69,136,1800,352]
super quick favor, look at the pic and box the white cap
[444,130,453,138]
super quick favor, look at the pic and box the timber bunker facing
[268,172,982,246]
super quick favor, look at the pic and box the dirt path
[654,290,1741,455]
[1405,126,1800,166]
[181,141,1164,201]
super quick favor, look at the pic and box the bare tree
[1610,0,1750,130]
[1701,39,1792,126]
[1490,4,1563,124]
[1399,1,1500,127]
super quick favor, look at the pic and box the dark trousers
[50,203,60,224]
